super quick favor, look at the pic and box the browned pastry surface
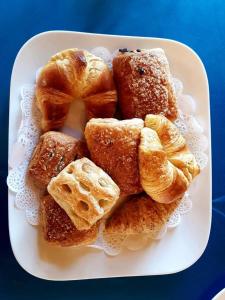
[47,158,120,230]
[105,193,181,236]
[36,48,116,131]
[139,114,200,203]
[40,195,98,247]
[83,90,117,120]
[113,48,178,121]
[85,118,144,196]
[28,131,85,187]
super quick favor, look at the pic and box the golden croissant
[139,114,200,203]
[36,48,116,131]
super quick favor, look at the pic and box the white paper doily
[7,47,208,255]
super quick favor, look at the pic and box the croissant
[36,48,117,131]
[105,194,181,236]
[139,114,200,203]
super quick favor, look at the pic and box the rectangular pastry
[47,158,120,230]
[113,48,178,121]
[28,131,88,187]
[40,195,98,247]
[85,118,144,196]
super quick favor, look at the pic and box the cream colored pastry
[47,158,120,230]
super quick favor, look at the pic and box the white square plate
[8,31,211,280]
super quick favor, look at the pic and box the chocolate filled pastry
[139,114,200,203]
[28,131,86,187]
[105,193,181,237]
[36,48,117,131]
[40,195,98,247]
[113,48,178,121]
[85,118,144,196]
[47,158,120,230]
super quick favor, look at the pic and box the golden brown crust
[85,118,144,196]
[105,193,181,236]
[40,195,98,247]
[139,115,200,203]
[28,131,86,187]
[83,90,117,120]
[113,48,178,121]
[36,48,116,131]
[47,158,120,230]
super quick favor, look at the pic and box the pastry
[105,193,181,236]
[47,158,120,230]
[139,114,200,203]
[40,195,98,247]
[28,131,86,187]
[85,118,144,195]
[83,90,117,120]
[36,48,116,131]
[113,48,178,121]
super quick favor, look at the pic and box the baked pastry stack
[28,46,200,248]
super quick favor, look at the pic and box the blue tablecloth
[1,1,225,299]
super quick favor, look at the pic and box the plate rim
[8,30,212,280]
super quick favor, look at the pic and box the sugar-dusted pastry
[36,48,116,132]
[47,158,120,230]
[105,193,181,236]
[28,131,86,187]
[40,195,98,247]
[139,114,200,203]
[113,48,178,121]
[85,118,144,196]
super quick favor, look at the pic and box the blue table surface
[1,1,225,299]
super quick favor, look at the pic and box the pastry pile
[28,47,200,247]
